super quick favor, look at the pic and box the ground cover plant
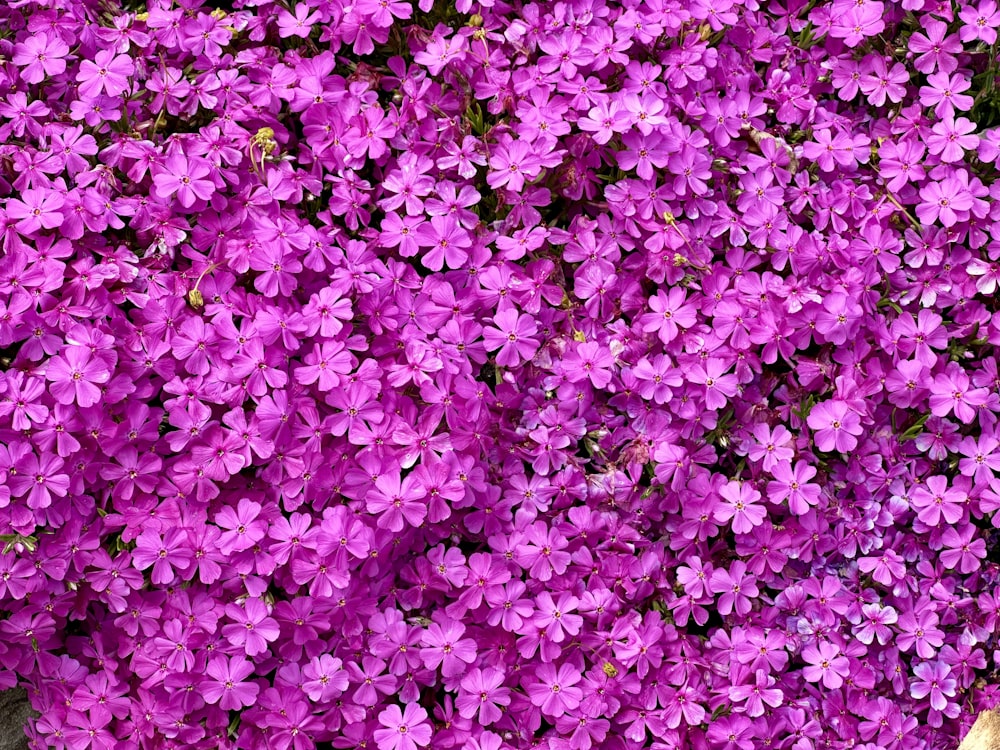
[1,0,1000,747]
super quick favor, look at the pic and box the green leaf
[0,534,37,555]
[899,413,930,441]
[228,713,241,739]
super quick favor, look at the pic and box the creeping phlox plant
[3,0,1000,747]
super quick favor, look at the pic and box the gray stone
[0,689,31,750]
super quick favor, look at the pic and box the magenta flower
[747,423,794,471]
[415,215,471,271]
[222,598,280,656]
[562,341,615,388]
[413,33,467,76]
[858,550,907,586]
[526,662,583,717]
[482,309,540,367]
[911,475,966,526]
[959,0,1000,43]
[456,668,511,725]
[514,522,571,583]
[909,20,962,73]
[898,608,946,658]
[878,138,926,192]
[11,33,69,84]
[929,367,989,423]
[709,561,759,617]
[940,526,987,573]
[420,619,477,677]
[216,497,268,554]
[345,107,396,161]
[910,661,957,711]
[366,472,427,531]
[99,447,161,502]
[853,603,898,645]
[6,188,65,234]
[814,290,862,345]
[202,655,260,710]
[676,555,714,598]
[347,657,397,706]
[640,288,697,344]
[617,130,673,180]
[487,138,540,192]
[374,704,433,750]
[802,641,850,689]
[919,71,974,118]
[276,4,322,38]
[925,116,979,163]
[806,400,863,453]
[632,354,683,404]
[152,154,216,208]
[917,177,974,227]
[714,480,766,535]
[728,670,783,717]
[45,346,111,407]
[9,452,69,510]
[957,434,1000,484]
[302,654,349,702]
[688,359,739,410]
[131,527,193,585]
[76,49,135,99]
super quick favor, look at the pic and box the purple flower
[526,662,583,717]
[222,598,280,656]
[374,704,433,750]
[302,654,349,702]
[6,188,64,234]
[366,472,427,531]
[11,33,69,84]
[806,399,863,453]
[562,341,615,388]
[929,366,989,423]
[9,452,69,510]
[131,527,193,585]
[420,619,478,677]
[940,526,987,573]
[76,49,134,99]
[747,423,794,471]
[910,661,957,711]
[714,481,766,535]
[959,0,1000,43]
[482,309,540,367]
[487,137,540,192]
[728,670,783,717]
[152,154,216,208]
[640,288,697,344]
[919,71,974,118]
[202,654,260,710]
[456,667,511,725]
[710,560,759,617]
[802,641,850,689]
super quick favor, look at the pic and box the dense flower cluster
[2,0,1000,748]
